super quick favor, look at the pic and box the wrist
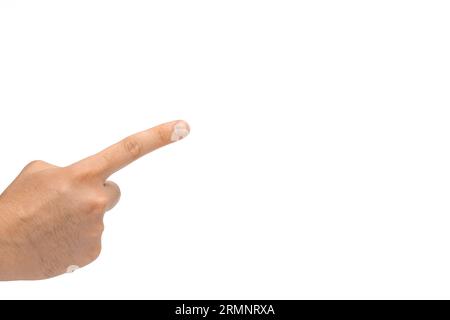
[0,202,23,280]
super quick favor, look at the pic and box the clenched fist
[0,120,190,281]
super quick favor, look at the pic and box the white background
[0,0,450,300]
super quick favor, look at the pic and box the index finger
[70,120,190,179]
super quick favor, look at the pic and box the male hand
[0,120,190,281]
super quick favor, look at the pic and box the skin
[0,120,190,281]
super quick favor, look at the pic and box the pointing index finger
[71,120,190,178]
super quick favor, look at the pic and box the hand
[0,120,190,281]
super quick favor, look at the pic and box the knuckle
[91,220,105,234]
[23,160,47,173]
[88,243,102,261]
[67,165,95,181]
[55,179,73,195]
[157,127,167,143]
[123,137,143,160]
[87,197,108,214]
[97,222,105,234]
[27,160,45,167]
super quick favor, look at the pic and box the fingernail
[171,121,190,142]
[66,265,80,274]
